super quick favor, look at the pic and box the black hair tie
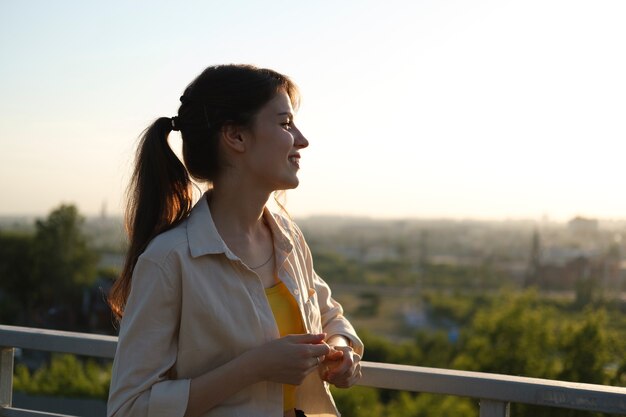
[171,116,180,131]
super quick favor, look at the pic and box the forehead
[260,90,294,115]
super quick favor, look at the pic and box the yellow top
[265,280,306,411]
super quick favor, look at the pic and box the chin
[276,177,300,191]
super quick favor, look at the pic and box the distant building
[525,229,624,293]
[568,216,599,235]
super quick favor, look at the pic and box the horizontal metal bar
[359,361,626,414]
[0,407,73,417]
[0,326,116,359]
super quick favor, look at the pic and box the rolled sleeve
[148,379,190,417]
[108,255,190,417]
[313,271,364,357]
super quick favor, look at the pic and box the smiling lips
[289,154,300,168]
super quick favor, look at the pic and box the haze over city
[1,0,625,220]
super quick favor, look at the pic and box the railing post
[0,347,14,408]
[480,399,510,417]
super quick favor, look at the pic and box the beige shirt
[107,195,364,417]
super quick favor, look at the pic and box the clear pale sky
[1,0,625,220]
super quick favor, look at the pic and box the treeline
[313,249,510,289]
[14,354,111,400]
[0,204,104,330]
[335,290,626,417]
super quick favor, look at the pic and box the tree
[32,204,98,321]
[14,354,112,400]
[559,310,609,385]
[0,232,37,324]
[453,290,561,379]
[331,386,384,417]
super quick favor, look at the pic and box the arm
[292,223,364,387]
[107,256,189,417]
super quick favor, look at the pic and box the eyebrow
[277,111,293,118]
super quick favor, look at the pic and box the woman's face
[243,90,309,191]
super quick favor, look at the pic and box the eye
[281,121,293,130]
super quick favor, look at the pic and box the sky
[1,0,625,221]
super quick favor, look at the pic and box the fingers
[325,348,344,360]
[325,348,362,388]
[326,347,356,377]
[308,342,331,358]
[285,333,331,364]
[291,335,331,370]
[328,353,352,377]
[308,355,322,371]
[333,362,362,388]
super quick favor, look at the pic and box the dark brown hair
[109,64,299,319]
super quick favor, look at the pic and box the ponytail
[109,117,192,320]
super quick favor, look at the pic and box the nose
[294,127,309,149]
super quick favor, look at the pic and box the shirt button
[293,289,300,295]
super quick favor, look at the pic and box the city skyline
[1,1,625,220]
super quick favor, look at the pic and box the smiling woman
[106,64,363,417]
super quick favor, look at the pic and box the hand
[250,333,331,386]
[320,345,362,388]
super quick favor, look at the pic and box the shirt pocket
[303,287,323,333]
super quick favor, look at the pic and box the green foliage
[386,392,476,417]
[14,354,111,400]
[359,328,422,366]
[354,292,381,317]
[0,204,99,326]
[0,232,37,321]
[33,204,99,306]
[331,386,384,417]
[453,290,561,379]
[420,263,506,290]
[559,310,610,384]
[0,205,98,329]
[331,387,477,417]
[366,259,414,285]
[423,291,485,326]
[413,331,457,369]
[338,290,624,417]
[313,251,364,284]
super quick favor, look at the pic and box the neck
[208,178,272,240]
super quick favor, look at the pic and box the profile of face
[240,90,309,192]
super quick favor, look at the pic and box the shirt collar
[186,194,228,257]
[186,192,294,259]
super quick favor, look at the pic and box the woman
[107,64,363,417]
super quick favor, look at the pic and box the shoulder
[131,222,190,292]
[140,220,190,269]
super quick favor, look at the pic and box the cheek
[281,132,295,150]
[268,133,294,157]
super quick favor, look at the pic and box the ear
[221,122,247,153]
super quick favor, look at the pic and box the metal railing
[1,325,625,417]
